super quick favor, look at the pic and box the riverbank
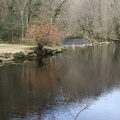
[0,44,36,62]
[0,40,113,65]
[0,44,64,65]
[63,41,110,48]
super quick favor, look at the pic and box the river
[0,43,120,120]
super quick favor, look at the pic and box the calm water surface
[0,43,120,120]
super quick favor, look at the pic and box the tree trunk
[21,12,24,41]
[27,0,32,26]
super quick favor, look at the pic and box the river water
[0,43,120,120]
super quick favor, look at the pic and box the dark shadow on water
[113,44,120,61]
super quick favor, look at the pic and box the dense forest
[0,0,120,42]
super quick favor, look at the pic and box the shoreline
[0,44,63,65]
[0,41,113,66]
[0,44,36,63]
[63,41,111,48]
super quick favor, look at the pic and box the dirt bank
[0,44,36,63]
[0,44,35,54]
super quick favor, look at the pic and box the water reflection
[0,43,120,120]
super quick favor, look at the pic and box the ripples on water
[0,43,120,120]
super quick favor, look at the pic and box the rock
[53,49,63,54]
[0,59,3,63]
[104,42,109,44]
[4,53,12,58]
[0,58,13,62]
[94,41,98,43]
[26,50,34,55]
[98,42,104,46]
[0,45,36,63]
[0,53,4,57]
[98,42,109,46]
[28,53,37,60]
[80,44,86,47]
[12,52,25,60]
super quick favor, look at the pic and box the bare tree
[55,86,92,120]
[27,21,61,48]
[1,0,120,41]
[14,0,29,41]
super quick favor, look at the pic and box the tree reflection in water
[0,43,120,120]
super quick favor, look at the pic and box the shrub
[27,21,62,48]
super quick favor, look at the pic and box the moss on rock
[13,52,25,60]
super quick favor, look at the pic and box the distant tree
[0,0,21,41]
[40,0,68,27]
[52,0,68,24]
[14,0,42,40]
[1,0,120,42]
[14,0,29,41]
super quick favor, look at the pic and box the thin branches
[59,86,92,120]
[27,21,61,47]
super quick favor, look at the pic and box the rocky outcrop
[0,44,37,63]
[0,46,64,63]
[0,58,13,62]
[35,46,64,61]
[63,42,110,48]
[0,50,37,63]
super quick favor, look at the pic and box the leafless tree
[14,0,29,40]
[53,86,92,120]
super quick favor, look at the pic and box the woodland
[0,0,120,45]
